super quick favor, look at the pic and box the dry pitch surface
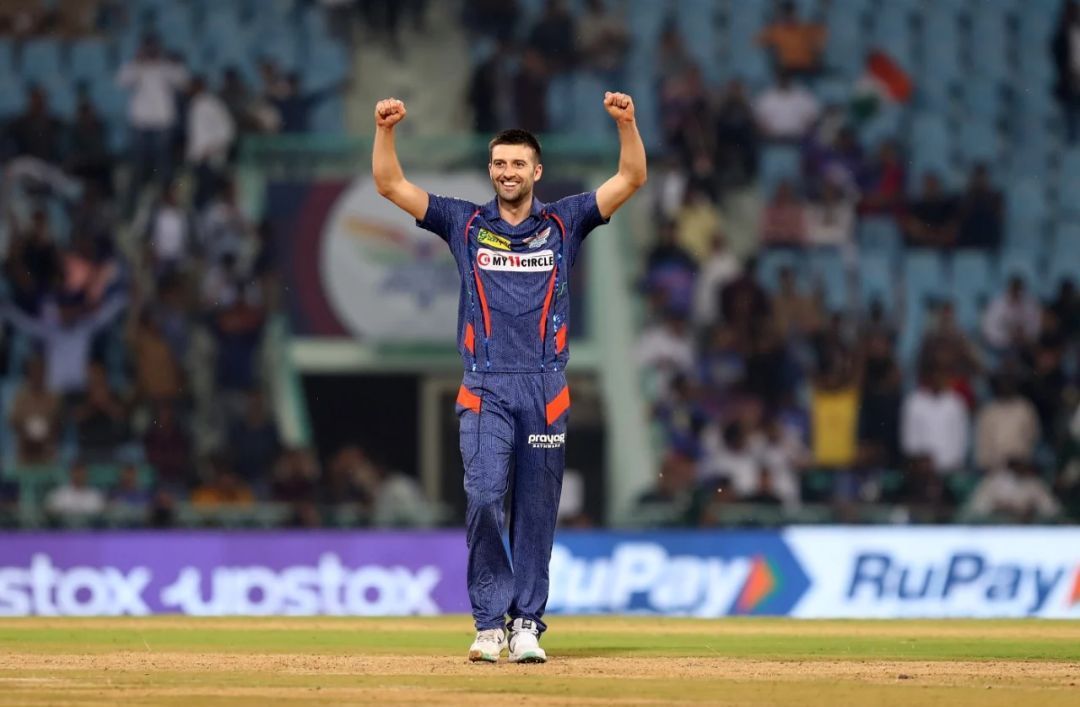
[0,617,1078,705]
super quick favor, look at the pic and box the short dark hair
[488,129,542,162]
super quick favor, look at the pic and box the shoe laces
[476,628,503,644]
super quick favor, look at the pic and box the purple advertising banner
[0,531,471,616]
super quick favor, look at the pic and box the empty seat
[68,39,111,85]
[758,144,801,196]
[808,248,849,312]
[998,249,1040,292]
[858,251,895,310]
[19,38,62,85]
[858,217,902,259]
[950,251,996,331]
[1005,178,1047,245]
[757,248,803,292]
[958,120,999,165]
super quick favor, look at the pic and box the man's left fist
[603,92,635,123]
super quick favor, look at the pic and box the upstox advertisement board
[0,528,1077,617]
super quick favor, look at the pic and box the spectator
[754,416,805,510]
[109,463,151,510]
[198,179,254,266]
[859,140,906,217]
[720,258,770,334]
[693,231,741,327]
[713,79,760,192]
[656,22,693,88]
[662,65,714,170]
[1049,279,1080,340]
[468,39,515,133]
[857,332,902,468]
[889,453,958,522]
[771,267,823,342]
[753,73,821,142]
[129,308,185,404]
[352,459,433,527]
[1052,0,1080,143]
[675,186,723,263]
[145,181,192,276]
[219,67,269,134]
[803,122,864,197]
[512,47,549,134]
[634,450,697,525]
[744,323,795,408]
[902,173,958,248]
[5,85,64,163]
[323,445,377,506]
[809,355,860,469]
[228,390,282,486]
[66,92,112,196]
[645,220,697,312]
[6,208,62,315]
[207,266,266,397]
[73,362,130,462]
[1023,322,1069,438]
[761,180,807,245]
[191,457,254,507]
[527,0,576,75]
[1,293,128,396]
[757,0,827,77]
[9,355,62,466]
[44,461,106,521]
[1057,405,1080,519]
[917,301,981,394]
[186,76,236,209]
[974,374,1040,471]
[637,310,695,387]
[805,177,857,246]
[271,72,345,134]
[966,459,1061,522]
[271,448,321,503]
[981,276,1042,351]
[901,364,970,474]
[576,0,629,82]
[698,324,746,394]
[143,402,193,494]
[653,374,709,460]
[955,164,1004,249]
[701,420,761,499]
[116,34,189,200]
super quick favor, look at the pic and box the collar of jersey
[480,196,547,232]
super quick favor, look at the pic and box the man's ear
[534,163,543,182]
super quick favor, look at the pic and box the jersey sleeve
[416,193,477,258]
[551,191,609,267]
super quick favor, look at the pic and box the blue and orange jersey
[417,191,608,373]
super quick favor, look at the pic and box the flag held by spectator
[851,50,913,122]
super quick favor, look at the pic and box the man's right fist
[375,98,406,128]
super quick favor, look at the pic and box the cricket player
[372,92,646,663]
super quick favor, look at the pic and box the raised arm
[372,98,429,221]
[595,92,647,220]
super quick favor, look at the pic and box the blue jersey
[418,191,608,373]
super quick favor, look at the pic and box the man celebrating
[372,93,645,663]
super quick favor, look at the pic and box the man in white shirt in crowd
[981,275,1042,352]
[693,230,741,327]
[45,462,106,522]
[116,34,189,208]
[901,364,970,474]
[974,374,1040,472]
[753,71,821,142]
[186,75,236,209]
[966,458,1060,522]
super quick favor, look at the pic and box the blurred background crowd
[0,0,1078,529]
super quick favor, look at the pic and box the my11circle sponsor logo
[476,248,554,272]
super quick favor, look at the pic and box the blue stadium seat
[904,249,949,306]
[919,9,961,83]
[858,106,902,147]
[1061,148,1080,182]
[40,76,77,119]
[1005,178,1048,248]
[69,39,111,86]
[872,4,914,71]
[0,73,25,119]
[758,144,801,196]
[757,249,803,292]
[823,10,862,78]
[1058,175,1080,221]
[627,0,667,44]
[302,42,349,92]
[958,121,999,165]
[19,38,63,85]
[858,217,902,260]
[675,0,718,76]
[911,112,951,158]
[960,78,1002,125]
[808,248,848,312]
[969,12,1009,80]
[1050,222,1080,257]
[950,251,996,331]
[310,95,344,134]
[1046,248,1080,294]
[257,28,301,72]
[857,251,895,310]
[0,38,14,77]
[998,249,1040,292]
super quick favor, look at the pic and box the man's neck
[498,197,533,226]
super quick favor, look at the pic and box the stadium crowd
[0,0,437,530]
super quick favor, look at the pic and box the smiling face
[489,143,543,207]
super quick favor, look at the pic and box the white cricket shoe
[468,628,507,663]
[508,618,547,663]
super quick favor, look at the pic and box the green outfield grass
[0,617,1077,705]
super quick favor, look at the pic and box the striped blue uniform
[418,191,607,632]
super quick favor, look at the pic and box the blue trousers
[456,371,569,634]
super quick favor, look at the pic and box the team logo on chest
[523,226,552,250]
[476,228,511,251]
[476,248,555,272]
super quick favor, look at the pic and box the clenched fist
[603,92,635,124]
[375,98,406,128]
